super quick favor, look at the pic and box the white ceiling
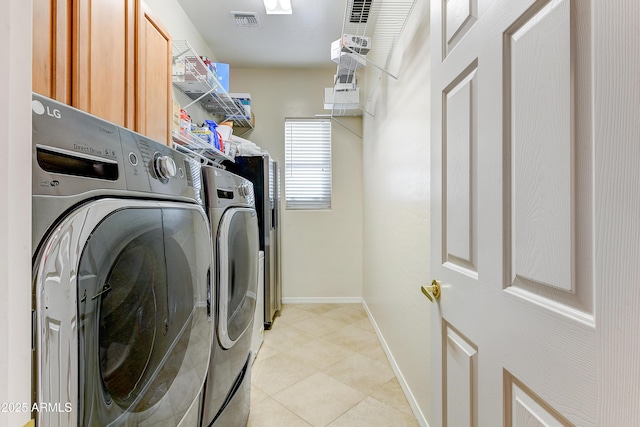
[176,0,347,69]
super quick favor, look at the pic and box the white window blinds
[284,119,332,209]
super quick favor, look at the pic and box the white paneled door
[430,0,640,426]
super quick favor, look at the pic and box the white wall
[361,0,431,424]
[144,0,215,58]
[0,0,32,426]
[231,68,364,301]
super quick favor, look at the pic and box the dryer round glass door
[217,207,260,349]
[32,200,213,427]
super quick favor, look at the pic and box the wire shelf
[329,0,417,118]
[171,130,234,166]
[172,40,253,128]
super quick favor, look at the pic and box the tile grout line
[249,303,419,426]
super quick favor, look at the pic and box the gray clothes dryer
[201,166,259,427]
[31,94,214,426]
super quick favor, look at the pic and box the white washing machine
[200,166,259,427]
[31,94,214,426]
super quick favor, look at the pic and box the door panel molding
[443,321,478,427]
[509,0,574,293]
[443,0,478,58]
[442,60,479,276]
[504,370,574,427]
[502,0,593,317]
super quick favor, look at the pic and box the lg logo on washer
[32,99,61,119]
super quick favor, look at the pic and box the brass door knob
[421,280,441,302]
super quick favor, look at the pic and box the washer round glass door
[217,207,259,349]
[79,203,212,425]
[33,199,212,427]
[82,204,212,425]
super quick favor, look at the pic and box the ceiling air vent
[350,0,372,23]
[231,12,260,27]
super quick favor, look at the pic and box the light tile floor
[248,303,419,427]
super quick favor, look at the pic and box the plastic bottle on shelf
[204,120,223,151]
[218,132,225,153]
[179,109,191,137]
[191,124,213,146]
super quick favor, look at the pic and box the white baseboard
[281,297,363,304]
[361,300,430,427]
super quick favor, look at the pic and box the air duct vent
[350,0,372,23]
[231,12,260,27]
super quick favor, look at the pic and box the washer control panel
[154,154,178,182]
[32,93,202,203]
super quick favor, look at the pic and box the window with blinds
[284,119,332,210]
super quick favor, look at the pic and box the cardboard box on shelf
[228,112,255,132]
[340,34,371,54]
[172,99,181,132]
[324,88,360,110]
[172,60,186,82]
[182,57,207,80]
[228,93,251,117]
[331,39,366,70]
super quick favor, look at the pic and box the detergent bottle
[204,120,224,152]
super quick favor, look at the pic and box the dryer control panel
[202,166,255,209]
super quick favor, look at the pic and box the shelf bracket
[236,128,253,138]
[329,116,363,139]
[172,47,192,61]
[341,46,398,80]
[182,87,216,110]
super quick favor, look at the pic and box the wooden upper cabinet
[32,0,173,145]
[136,2,172,146]
[32,0,71,102]
[72,0,136,129]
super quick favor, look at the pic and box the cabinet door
[136,1,172,146]
[33,0,71,102]
[72,0,136,128]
